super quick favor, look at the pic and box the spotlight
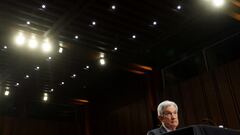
[41,39,52,53]
[43,93,48,101]
[212,0,225,7]
[15,32,26,46]
[28,35,38,49]
[92,21,96,26]
[35,66,40,70]
[42,4,46,9]
[25,75,30,79]
[153,21,157,25]
[132,35,136,39]
[4,90,10,96]
[111,5,116,10]
[99,58,106,65]
[177,5,182,10]
[100,53,105,58]
[58,47,63,53]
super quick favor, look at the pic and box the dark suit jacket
[147,125,167,135]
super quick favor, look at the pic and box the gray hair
[157,100,178,116]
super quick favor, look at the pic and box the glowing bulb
[28,35,38,49]
[42,39,52,53]
[100,58,106,65]
[212,0,225,7]
[4,90,10,96]
[15,32,25,46]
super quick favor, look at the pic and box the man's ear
[158,115,163,121]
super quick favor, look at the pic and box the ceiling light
[48,56,52,60]
[26,21,31,25]
[35,66,40,70]
[15,32,26,46]
[4,90,10,96]
[71,74,77,78]
[15,83,20,86]
[111,5,116,10]
[4,46,7,49]
[212,0,225,7]
[100,53,105,58]
[60,82,64,85]
[153,21,157,25]
[75,35,78,39]
[41,39,52,53]
[43,93,48,101]
[99,58,106,65]
[114,47,118,51]
[25,75,30,79]
[50,89,54,92]
[177,5,182,10]
[59,47,63,53]
[92,21,96,26]
[42,4,46,9]
[132,35,136,39]
[28,35,38,49]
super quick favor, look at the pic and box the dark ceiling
[1,0,240,118]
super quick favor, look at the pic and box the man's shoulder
[147,126,167,135]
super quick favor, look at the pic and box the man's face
[159,105,179,130]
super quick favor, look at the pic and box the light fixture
[111,5,116,10]
[26,21,31,25]
[35,66,40,70]
[4,46,7,49]
[132,35,136,39]
[99,58,106,65]
[48,56,52,60]
[60,82,64,85]
[114,47,118,51]
[15,83,20,86]
[153,21,157,25]
[71,74,77,78]
[41,39,52,53]
[50,89,54,92]
[4,90,10,96]
[43,93,48,101]
[212,0,225,7]
[177,5,181,10]
[15,32,26,46]
[58,47,63,53]
[75,35,79,39]
[92,21,96,26]
[25,75,30,79]
[28,35,38,49]
[100,52,105,58]
[42,4,46,9]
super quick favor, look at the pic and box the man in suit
[147,100,179,135]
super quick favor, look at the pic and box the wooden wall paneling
[191,77,208,123]
[226,61,240,128]
[201,73,222,125]
[179,80,197,125]
[214,66,239,128]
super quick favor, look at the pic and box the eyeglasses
[163,111,178,117]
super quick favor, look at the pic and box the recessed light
[132,35,136,39]
[177,5,181,10]
[92,21,96,26]
[42,4,46,9]
[153,21,157,25]
[111,5,116,10]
